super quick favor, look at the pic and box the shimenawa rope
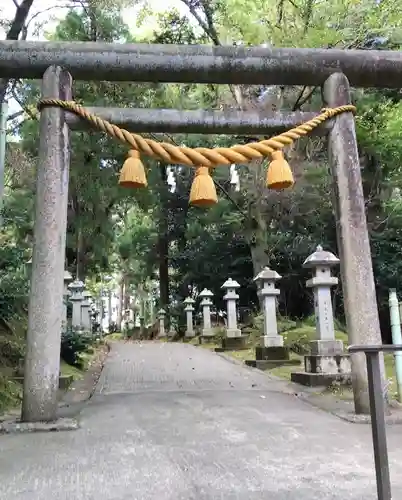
[37,99,356,169]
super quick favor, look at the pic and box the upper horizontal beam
[1,41,402,87]
[65,107,329,135]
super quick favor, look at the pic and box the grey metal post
[323,72,385,415]
[366,351,391,500]
[21,66,71,422]
[348,345,396,500]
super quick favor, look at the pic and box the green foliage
[2,0,402,416]
[0,376,21,414]
[0,223,29,323]
[60,328,95,368]
[282,327,348,355]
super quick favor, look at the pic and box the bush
[282,326,348,354]
[0,375,21,413]
[60,328,94,368]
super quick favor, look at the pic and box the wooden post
[21,66,71,422]
[323,72,386,414]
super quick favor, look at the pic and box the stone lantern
[218,278,247,351]
[222,278,241,336]
[81,290,92,331]
[199,289,214,343]
[291,245,351,386]
[62,271,73,327]
[255,267,282,345]
[68,279,85,329]
[157,308,166,339]
[244,267,296,368]
[183,297,196,339]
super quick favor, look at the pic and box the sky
[0,0,188,122]
[0,0,186,39]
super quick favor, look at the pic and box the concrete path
[1,341,402,499]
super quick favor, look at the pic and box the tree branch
[10,87,38,121]
[24,4,76,31]
[214,179,248,219]
[292,85,317,110]
[0,0,35,103]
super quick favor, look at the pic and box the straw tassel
[266,150,294,190]
[189,166,218,207]
[118,150,147,188]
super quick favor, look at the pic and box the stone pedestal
[216,278,246,351]
[167,324,176,339]
[81,303,91,331]
[291,246,351,387]
[245,345,300,369]
[199,288,215,341]
[245,267,294,368]
[63,271,73,328]
[157,309,166,339]
[148,297,154,324]
[81,291,92,332]
[222,278,241,338]
[184,297,196,339]
[291,350,352,386]
[215,335,248,352]
[68,279,85,330]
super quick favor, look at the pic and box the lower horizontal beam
[65,108,330,135]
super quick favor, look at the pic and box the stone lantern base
[290,340,351,387]
[199,332,216,345]
[245,345,300,369]
[215,334,248,352]
[184,331,196,341]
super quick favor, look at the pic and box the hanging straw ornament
[189,166,218,207]
[266,150,294,190]
[118,150,147,188]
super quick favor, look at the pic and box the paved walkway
[1,341,402,499]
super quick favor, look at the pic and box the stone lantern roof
[303,245,339,268]
[221,278,240,289]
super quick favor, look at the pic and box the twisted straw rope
[37,99,356,168]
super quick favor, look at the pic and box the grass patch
[105,332,124,341]
[270,353,303,379]
[60,359,84,381]
[328,353,400,401]
[60,344,103,381]
[223,324,346,383]
[226,348,254,362]
[385,353,398,399]
[198,342,218,350]
[0,375,21,415]
[282,326,348,354]
[225,348,303,379]
[189,321,402,402]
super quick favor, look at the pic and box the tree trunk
[123,273,130,310]
[245,198,270,277]
[116,276,124,330]
[158,165,169,320]
[244,200,270,310]
[76,227,84,279]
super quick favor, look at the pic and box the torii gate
[0,41,396,423]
